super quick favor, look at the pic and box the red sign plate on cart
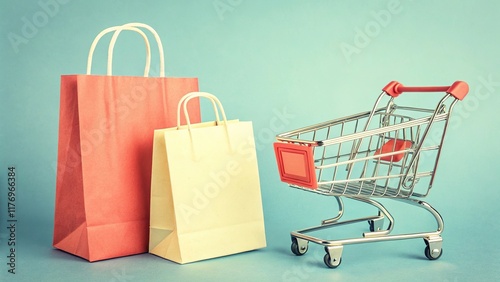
[274,142,317,189]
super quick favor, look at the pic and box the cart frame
[274,81,469,268]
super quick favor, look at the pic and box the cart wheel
[323,253,341,269]
[368,220,375,232]
[291,240,308,256]
[368,216,384,232]
[424,246,443,260]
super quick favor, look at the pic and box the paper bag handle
[87,25,151,76]
[178,92,235,154]
[108,23,166,77]
[177,92,229,131]
[176,92,218,128]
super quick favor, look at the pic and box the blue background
[1,0,499,281]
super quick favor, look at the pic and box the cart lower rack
[273,81,469,268]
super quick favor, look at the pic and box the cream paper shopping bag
[149,92,266,264]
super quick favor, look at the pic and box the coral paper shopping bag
[149,92,266,264]
[53,23,200,262]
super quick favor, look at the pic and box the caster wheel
[368,218,384,232]
[424,246,443,260]
[291,239,308,256]
[368,220,375,232]
[323,253,341,268]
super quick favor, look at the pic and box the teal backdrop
[1,0,499,281]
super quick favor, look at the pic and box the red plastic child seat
[374,139,413,162]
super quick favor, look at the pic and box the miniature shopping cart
[273,81,469,268]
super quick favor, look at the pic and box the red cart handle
[383,81,469,100]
